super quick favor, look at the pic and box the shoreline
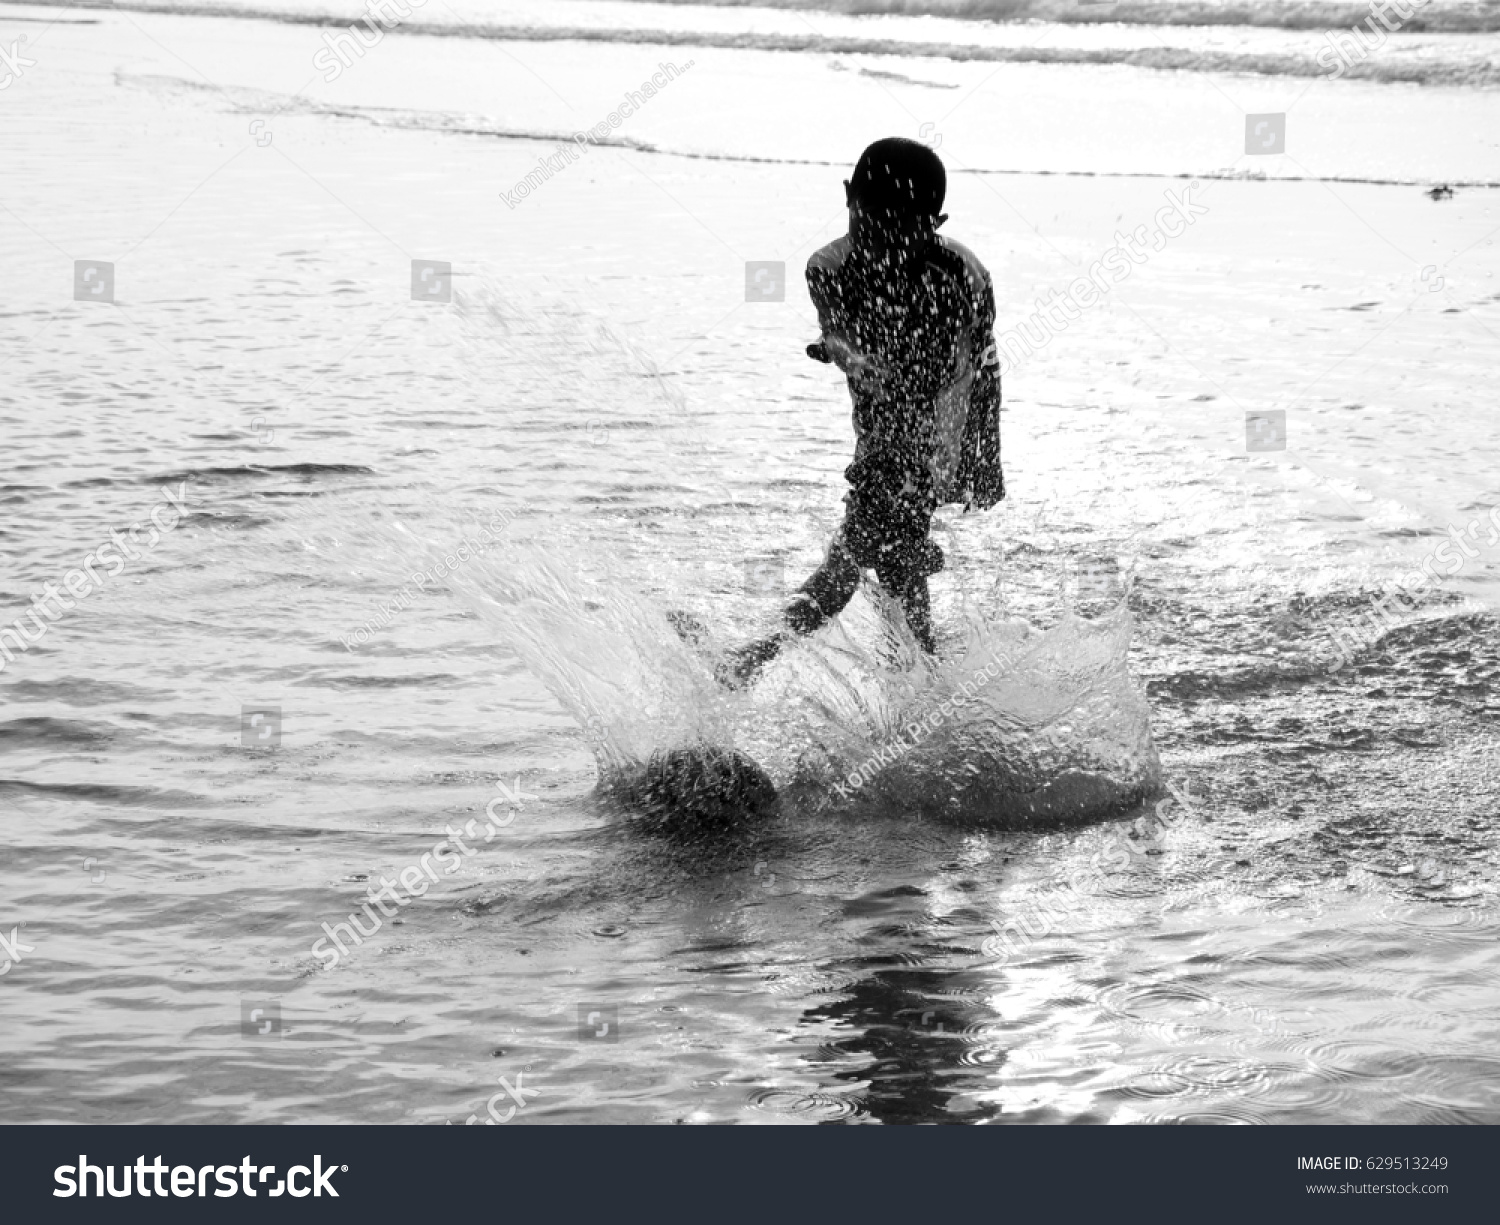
[7,0,1500,90]
[7,1,1493,184]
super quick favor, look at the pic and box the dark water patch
[797,962,996,1123]
[308,672,465,691]
[153,464,377,485]
[196,512,275,529]
[851,65,960,90]
[842,885,930,918]
[0,779,206,808]
[258,488,370,500]
[1333,613,1500,717]
[1152,659,1335,704]
[0,716,113,748]
[599,484,700,497]
[0,677,173,707]
[1147,595,1492,726]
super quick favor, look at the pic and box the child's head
[844,137,948,258]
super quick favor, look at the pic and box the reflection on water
[798,961,990,1125]
[3,59,1500,1120]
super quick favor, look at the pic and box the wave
[0,778,204,807]
[29,0,1500,88]
[0,717,112,748]
[630,0,1500,35]
[154,462,377,483]
[119,72,1500,187]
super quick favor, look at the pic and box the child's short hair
[849,137,946,217]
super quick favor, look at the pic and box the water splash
[440,538,734,774]
[379,522,1159,825]
[743,578,1161,823]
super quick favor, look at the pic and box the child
[719,137,1004,688]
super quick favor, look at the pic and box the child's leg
[857,486,941,655]
[785,536,861,635]
[896,572,936,654]
[717,533,860,689]
[716,483,937,688]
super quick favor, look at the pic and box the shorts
[839,473,944,593]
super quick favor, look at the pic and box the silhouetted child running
[719,137,1004,688]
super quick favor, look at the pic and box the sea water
[1,0,1498,1124]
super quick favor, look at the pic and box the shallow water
[2,1,1499,1125]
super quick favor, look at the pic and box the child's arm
[806,265,891,393]
[952,269,1004,510]
[821,334,890,388]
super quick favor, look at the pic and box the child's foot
[714,636,783,691]
[668,612,781,690]
[666,609,709,648]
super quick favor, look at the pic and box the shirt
[806,233,1004,511]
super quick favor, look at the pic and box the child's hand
[822,334,890,391]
